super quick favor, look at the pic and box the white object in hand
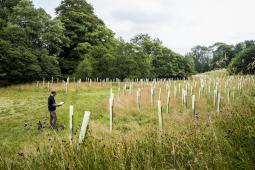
[59,102,64,106]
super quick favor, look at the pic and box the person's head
[51,89,57,96]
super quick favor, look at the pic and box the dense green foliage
[187,45,212,73]
[0,0,66,85]
[55,0,114,76]
[75,34,194,80]
[0,0,194,86]
[188,40,255,74]
[1,0,253,86]
[0,0,21,29]
[131,34,194,79]
[228,45,255,74]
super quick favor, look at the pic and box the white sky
[33,0,255,55]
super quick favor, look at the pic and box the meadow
[0,70,255,170]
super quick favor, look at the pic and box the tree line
[0,0,194,86]
[0,0,254,86]
[187,40,255,75]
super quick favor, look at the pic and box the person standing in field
[48,90,63,128]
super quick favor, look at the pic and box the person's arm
[53,103,61,107]
[49,97,62,107]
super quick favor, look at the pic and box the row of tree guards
[37,77,251,99]
[69,105,91,149]
[106,76,252,131]
[42,75,253,147]
[109,90,220,131]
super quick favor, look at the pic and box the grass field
[0,70,255,169]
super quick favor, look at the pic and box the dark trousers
[50,111,57,128]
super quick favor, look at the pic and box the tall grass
[0,73,255,169]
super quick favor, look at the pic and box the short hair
[51,89,57,94]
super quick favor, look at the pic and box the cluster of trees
[75,34,194,80]
[187,40,255,75]
[0,0,194,86]
[2,0,252,86]
[0,0,66,85]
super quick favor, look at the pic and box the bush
[228,45,255,74]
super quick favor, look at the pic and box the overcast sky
[32,0,255,54]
